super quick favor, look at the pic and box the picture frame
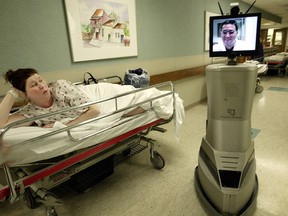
[64,0,138,62]
[204,11,220,51]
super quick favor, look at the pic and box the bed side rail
[74,74,123,85]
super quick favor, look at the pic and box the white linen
[264,52,288,63]
[244,61,268,75]
[1,83,184,166]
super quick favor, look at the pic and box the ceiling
[241,0,288,29]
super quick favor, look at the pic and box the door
[260,29,268,46]
[272,28,287,52]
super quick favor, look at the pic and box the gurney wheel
[46,206,58,216]
[23,187,39,209]
[255,85,263,93]
[150,150,165,170]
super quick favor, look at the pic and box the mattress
[244,61,268,74]
[264,52,288,64]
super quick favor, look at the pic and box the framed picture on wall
[64,0,138,62]
[205,11,220,51]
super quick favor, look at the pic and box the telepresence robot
[194,2,259,215]
[194,62,259,215]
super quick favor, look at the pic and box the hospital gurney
[244,60,268,93]
[264,52,288,77]
[0,77,184,216]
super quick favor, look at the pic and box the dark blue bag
[124,68,149,88]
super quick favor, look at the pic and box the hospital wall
[0,0,279,108]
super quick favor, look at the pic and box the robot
[194,2,259,215]
[194,63,259,215]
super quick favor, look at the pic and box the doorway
[272,28,287,52]
[260,29,268,46]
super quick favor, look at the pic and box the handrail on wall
[150,65,206,85]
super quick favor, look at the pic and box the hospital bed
[0,76,184,216]
[264,52,288,77]
[244,60,268,93]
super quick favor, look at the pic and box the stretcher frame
[244,61,268,93]
[264,53,288,77]
[0,78,176,215]
[255,62,268,93]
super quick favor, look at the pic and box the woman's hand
[13,88,26,99]
[42,123,54,128]
[0,88,28,128]
[0,142,11,156]
[42,122,67,129]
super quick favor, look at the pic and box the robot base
[194,166,258,216]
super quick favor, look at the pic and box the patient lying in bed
[0,68,145,130]
[1,68,184,163]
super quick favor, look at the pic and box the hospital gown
[16,80,90,126]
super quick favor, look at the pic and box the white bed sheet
[244,61,268,74]
[264,52,288,63]
[1,83,184,166]
[2,112,157,166]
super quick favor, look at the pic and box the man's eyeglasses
[222,30,236,35]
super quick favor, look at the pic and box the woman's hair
[4,68,38,92]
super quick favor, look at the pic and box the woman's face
[25,74,51,105]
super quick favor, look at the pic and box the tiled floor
[0,75,287,216]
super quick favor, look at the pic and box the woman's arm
[42,104,101,128]
[0,89,30,128]
[122,107,145,117]
[66,104,100,126]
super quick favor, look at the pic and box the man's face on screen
[221,24,237,49]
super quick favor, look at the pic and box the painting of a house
[81,6,130,48]
[65,0,137,61]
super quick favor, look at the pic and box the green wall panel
[0,0,281,74]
